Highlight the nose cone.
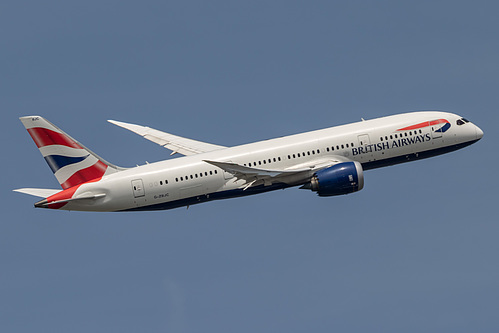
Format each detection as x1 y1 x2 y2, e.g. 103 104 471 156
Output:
475 125 484 140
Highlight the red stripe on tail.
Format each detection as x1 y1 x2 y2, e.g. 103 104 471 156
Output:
46 177 104 209
27 127 83 149
61 161 108 189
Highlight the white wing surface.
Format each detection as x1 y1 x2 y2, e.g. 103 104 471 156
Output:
204 156 348 190
108 120 227 156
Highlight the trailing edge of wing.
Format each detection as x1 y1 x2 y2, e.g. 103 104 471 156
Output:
108 120 227 156
203 160 314 189
203 160 311 178
203 157 353 189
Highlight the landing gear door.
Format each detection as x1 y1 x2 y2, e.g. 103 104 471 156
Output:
131 179 145 198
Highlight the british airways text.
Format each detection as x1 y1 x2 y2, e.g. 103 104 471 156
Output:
352 133 431 156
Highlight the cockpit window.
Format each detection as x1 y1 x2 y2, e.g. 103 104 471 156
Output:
456 119 465 126
462 118 470 123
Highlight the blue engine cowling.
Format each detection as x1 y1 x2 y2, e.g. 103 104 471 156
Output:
310 161 364 196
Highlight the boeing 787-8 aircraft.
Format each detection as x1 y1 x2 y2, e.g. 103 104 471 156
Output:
14 111 483 212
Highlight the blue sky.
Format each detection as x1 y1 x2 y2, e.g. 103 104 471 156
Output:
1 1 498 332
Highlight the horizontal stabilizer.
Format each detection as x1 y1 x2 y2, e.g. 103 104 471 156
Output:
13 188 61 198
108 120 227 156
34 193 106 208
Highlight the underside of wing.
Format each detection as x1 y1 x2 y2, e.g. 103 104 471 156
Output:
108 120 227 156
204 157 348 190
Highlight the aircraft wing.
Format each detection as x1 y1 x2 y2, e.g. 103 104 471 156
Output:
108 120 227 156
204 157 347 189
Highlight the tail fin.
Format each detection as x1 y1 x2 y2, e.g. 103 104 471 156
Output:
20 116 124 189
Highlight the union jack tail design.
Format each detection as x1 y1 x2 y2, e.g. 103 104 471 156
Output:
20 116 123 189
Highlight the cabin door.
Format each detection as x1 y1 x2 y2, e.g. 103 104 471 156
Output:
131 179 145 198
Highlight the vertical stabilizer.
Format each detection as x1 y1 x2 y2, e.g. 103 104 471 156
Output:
20 116 124 189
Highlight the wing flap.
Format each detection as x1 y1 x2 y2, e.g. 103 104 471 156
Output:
204 156 353 190
108 120 227 156
203 160 314 190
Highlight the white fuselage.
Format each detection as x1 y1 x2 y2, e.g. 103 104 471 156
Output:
61 111 482 211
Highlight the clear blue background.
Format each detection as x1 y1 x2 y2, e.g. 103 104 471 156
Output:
2 1 498 332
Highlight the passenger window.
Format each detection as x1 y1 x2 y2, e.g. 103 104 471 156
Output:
160 181 163 185
210 171 213 175
278 157 281 161
326 147 330 152
346 143 349 148
214 170 218 174
317 149 320 154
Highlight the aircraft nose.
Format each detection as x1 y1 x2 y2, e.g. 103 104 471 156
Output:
475 125 484 140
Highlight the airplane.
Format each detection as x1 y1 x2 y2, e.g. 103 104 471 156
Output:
14 111 483 212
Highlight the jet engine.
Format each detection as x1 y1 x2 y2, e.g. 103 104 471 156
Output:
309 161 364 196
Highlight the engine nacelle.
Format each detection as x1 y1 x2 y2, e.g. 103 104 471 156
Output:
310 161 364 196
